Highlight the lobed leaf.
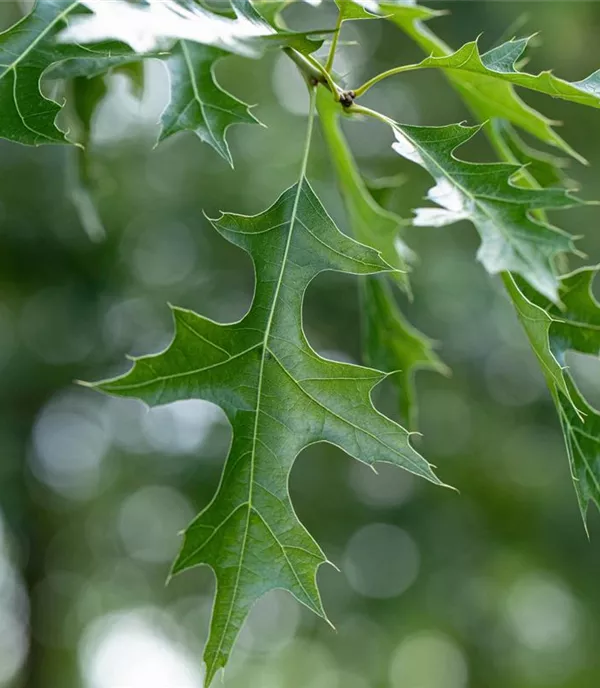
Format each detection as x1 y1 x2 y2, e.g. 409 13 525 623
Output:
90 177 444 685
58 0 324 57
507 270 600 518
376 1 589 161
0 0 136 145
389 121 581 302
411 37 600 112
159 42 259 165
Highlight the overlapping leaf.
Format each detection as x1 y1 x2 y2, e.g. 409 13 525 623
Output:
490 120 573 190
0 0 137 144
159 42 258 164
375 1 588 161
0 0 323 148
58 0 323 57
90 178 443 685
376 2 600 517
407 38 600 111
506 270 600 517
389 121 580 302
317 88 446 428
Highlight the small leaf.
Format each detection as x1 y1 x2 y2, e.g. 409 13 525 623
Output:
390 121 581 302
417 37 600 112
377 2 587 161
506 269 600 519
335 0 379 21
159 42 258 165
90 179 443 686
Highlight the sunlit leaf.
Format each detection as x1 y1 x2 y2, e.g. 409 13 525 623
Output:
58 0 274 55
58 0 323 58
89 177 443 685
335 0 379 21
390 121 581 302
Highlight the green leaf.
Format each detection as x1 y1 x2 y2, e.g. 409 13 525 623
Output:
317 87 446 428
252 0 292 26
0 0 143 145
317 89 411 287
377 2 587 162
381 4 600 522
90 179 443 685
361 277 448 429
390 121 580 302
159 42 258 165
335 0 379 21
490 119 573 190
558 380 600 520
506 270 600 519
503 274 578 411
413 37 600 112
59 0 325 58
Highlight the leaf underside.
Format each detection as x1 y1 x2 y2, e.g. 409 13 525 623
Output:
92 179 443 685
507 270 600 519
382 0 600 518
391 122 580 303
159 41 258 164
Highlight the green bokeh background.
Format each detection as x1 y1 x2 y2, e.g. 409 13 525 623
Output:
2 2 600 687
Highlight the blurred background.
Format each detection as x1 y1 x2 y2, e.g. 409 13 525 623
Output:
2 1 600 686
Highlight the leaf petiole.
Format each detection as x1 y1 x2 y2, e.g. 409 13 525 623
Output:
325 11 343 73
353 63 425 98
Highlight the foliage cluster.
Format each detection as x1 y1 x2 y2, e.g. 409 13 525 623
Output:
3 0 600 682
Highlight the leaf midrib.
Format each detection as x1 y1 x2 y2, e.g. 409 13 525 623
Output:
398 125 562 277
0 1 79 78
207 179 308 677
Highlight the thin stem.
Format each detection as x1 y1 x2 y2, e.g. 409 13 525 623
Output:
348 102 397 128
284 47 325 84
353 63 424 98
305 52 343 98
300 86 318 180
325 11 343 73
284 48 343 99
